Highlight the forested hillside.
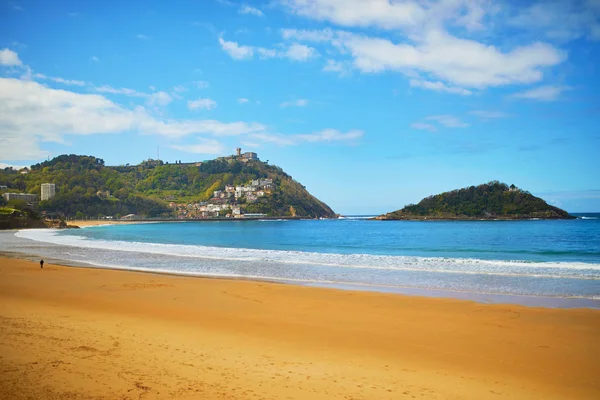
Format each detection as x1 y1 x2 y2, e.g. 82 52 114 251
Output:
0 154 335 218
378 181 573 220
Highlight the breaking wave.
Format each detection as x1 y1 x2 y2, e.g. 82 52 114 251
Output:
15 229 600 281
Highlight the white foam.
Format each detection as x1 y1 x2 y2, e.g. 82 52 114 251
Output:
14 229 600 280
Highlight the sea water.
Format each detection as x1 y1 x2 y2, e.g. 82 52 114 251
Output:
1 214 599 307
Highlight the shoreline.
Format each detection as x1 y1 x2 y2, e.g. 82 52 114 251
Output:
66 219 157 227
1 257 599 399
3 249 599 309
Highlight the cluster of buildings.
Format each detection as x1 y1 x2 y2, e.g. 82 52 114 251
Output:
219 148 258 163
1 183 55 205
167 150 273 219
130 147 259 169
213 178 274 204
170 202 240 219
170 177 275 219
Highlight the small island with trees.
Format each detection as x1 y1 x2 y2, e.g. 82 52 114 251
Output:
377 181 574 220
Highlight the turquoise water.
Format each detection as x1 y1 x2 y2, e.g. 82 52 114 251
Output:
3 214 600 305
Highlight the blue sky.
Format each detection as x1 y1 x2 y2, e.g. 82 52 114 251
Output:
1 0 599 213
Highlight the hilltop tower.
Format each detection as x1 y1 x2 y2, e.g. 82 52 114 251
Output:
236 147 242 156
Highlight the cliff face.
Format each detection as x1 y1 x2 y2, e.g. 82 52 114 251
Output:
378 181 573 220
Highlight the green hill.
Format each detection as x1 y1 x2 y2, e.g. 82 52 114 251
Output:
0 207 47 229
378 181 573 220
0 154 335 219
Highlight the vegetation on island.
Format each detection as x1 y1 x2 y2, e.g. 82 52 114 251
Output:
377 181 573 220
0 154 335 219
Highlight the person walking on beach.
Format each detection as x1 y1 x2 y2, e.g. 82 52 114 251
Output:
40 259 44 269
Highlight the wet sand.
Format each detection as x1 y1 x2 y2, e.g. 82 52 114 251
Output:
69 219 150 227
1 257 599 399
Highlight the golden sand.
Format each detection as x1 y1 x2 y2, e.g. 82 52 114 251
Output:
1 257 598 399
68 219 152 227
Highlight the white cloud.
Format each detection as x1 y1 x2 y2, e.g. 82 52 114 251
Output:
508 1 600 42
138 119 265 138
31 73 86 86
411 122 437 132
469 110 509 119
32 73 86 86
147 91 173 107
251 129 363 146
90 56 99 62
170 139 224 155
240 141 260 148
0 162 26 170
54 76 86 86
239 5 264 17
281 28 335 42
278 6 569 92
193 80 210 89
237 98 250 104
340 31 565 89
323 59 351 76
513 85 570 101
251 133 296 146
295 129 363 143
136 34 150 40
219 37 254 60
0 48 22 66
280 0 490 31
285 43 317 61
0 78 139 160
409 79 472 96
219 37 316 62
188 98 217 111
280 99 308 108
94 85 147 98
172 85 187 93
426 115 470 128
257 47 278 59
0 77 267 160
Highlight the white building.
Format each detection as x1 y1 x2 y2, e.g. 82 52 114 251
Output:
41 183 56 201
3 193 38 203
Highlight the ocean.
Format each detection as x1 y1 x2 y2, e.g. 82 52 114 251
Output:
2 214 599 308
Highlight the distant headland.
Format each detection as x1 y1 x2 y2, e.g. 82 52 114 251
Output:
376 181 574 221
0 149 336 228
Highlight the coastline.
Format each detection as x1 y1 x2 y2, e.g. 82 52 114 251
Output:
1 257 599 399
3 224 599 309
69 219 157 227
4 249 598 310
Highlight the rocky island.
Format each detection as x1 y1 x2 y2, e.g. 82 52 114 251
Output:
377 181 574 220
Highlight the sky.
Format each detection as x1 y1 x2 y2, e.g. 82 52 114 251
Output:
1 0 599 214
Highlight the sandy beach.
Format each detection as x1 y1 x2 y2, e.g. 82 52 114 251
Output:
68 219 151 227
1 257 598 399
